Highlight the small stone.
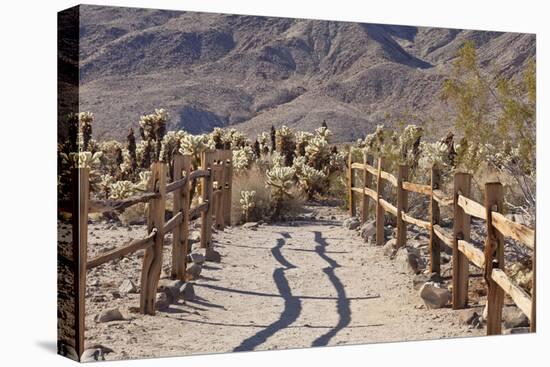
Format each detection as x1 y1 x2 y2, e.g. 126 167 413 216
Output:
155 292 170 310
458 309 481 326
359 220 376 241
419 282 451 309
111 290 122 299
158 279 184 302
180 282 195 300
383 238 397 257
119 279 137 294
95 308 124 323
205 249 221 263
343 217 360 230
395 247 422 274
188 251 206 265
242 222 259 229
440 252 451 264
80 345 114 362
186 263 202 280
92 294 108 303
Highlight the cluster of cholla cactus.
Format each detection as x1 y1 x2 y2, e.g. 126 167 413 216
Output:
275 125 296 166
239 190 256 222
232 146 255 173
138 108 169 164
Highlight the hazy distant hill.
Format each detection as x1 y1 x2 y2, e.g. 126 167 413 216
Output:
75 5 535 142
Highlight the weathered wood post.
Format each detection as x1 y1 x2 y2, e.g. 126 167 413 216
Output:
71 167 89 359
223 150 233 226
348 152 356 217
484 182 505 335
200 150 214 253
361 153 374 224
396 164 409 248
171 154 191 280
452 172 471 309
376 156 385 246
429 166 441 275
215 154 226 230
140 162 166 315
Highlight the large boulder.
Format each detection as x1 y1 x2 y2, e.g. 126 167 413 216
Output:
343 217 360 230
419 282 451 309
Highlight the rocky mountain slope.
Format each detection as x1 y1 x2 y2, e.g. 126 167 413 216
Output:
76 5 535 142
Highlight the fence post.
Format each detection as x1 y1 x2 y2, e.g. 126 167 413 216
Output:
71 167 89 360
201 150 214 253
180 155 192 280
215 153 226 230
429 166 441 275
171 155 184 279
396 164 408 248
361 153 373 223
140 162 166 315
452 172 471 309
376 156 385 246
348 152 356 217
223 150 233 226
484 182 505 335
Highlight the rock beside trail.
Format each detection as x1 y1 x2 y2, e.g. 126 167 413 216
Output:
502 306 529 329
242 222 259 229
186 263 203 280
359 220 376 242
95 308 124 323
180 282 196 300
119 279 138 294
158 279 183 303
383 238 397 256
80 345 114 362
395 247 422 274
419 282 451 309
458 308 483 328
155 292 170 310
188 251 205 265
205 249 222 263
343 217 360 230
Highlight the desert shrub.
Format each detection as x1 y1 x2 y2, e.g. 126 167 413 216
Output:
231 165 271 224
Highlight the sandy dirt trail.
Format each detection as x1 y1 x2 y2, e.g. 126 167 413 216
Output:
84 204 482 360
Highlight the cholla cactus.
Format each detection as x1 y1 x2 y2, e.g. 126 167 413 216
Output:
305 134 330 169
233 146 255 174
258 131 271 155
315 126 332 142
139 108 169 161
98 174 115 199
160 130 186 170
136 139 154 169
295 131 314 157
265 166 295 200
179 133 214 168
109 180 135 200
294 160 327 198
99 140 124 176
226 128 249 149
134 170 151 192
419 141 453 170
78 112 94 151
275 125 296 166
270 152 286 168
398 125 423 167
239 190 256 222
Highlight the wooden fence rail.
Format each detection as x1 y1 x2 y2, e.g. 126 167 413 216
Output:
58 150 232 360
348 152 536 336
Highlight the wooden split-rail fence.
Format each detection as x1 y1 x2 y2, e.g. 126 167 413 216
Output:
58 150 233 358
348 152 536 336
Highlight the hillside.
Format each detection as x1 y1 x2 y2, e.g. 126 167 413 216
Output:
76 5 535 142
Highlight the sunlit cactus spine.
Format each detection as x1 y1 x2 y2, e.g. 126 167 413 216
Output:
109 180 135 200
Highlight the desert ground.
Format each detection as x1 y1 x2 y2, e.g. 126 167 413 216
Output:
70 203 494 361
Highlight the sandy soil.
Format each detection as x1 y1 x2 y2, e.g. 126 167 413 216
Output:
78 204 484 361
